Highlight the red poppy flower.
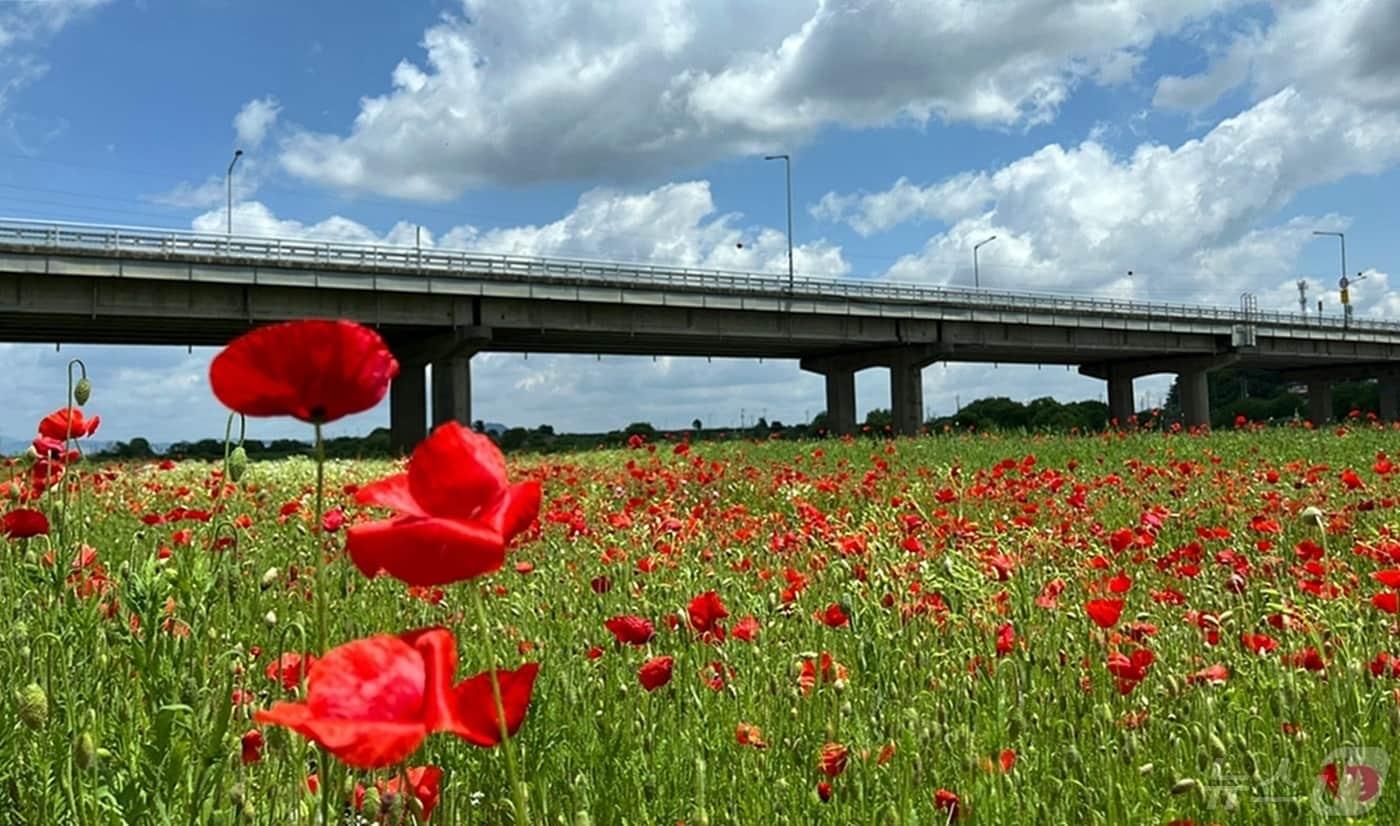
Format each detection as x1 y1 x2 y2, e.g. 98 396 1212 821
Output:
1240 633 1279 654
732 615 760 642
638 655 674 691
348 422 542 587
818 742 848 778
687 591 729 635
604 615 655 646
735 722 767 749
240 730 264 765
995 623 1015 657
1375 569 1400 589
935 788 961 818
265 652 316 691
1085 598 1124 629
1188 663 1230 686
38 408 100 441
1372 592 1399 614
1106 648 1155 694
254 628 538 769
818 603 850 628
817 781 833 802
1320 762 1382 802
382 765 443 821
2 509 49 539
209 319 399 424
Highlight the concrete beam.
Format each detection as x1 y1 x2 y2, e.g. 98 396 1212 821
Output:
1280 362 1400 383
390 364 427 454
801 342 950 374
391 326 490 367
890 358 924 437
1179 370 1211 428
1107 375 1135 426
1376 378 1400 422
432 356 472 428
1307 379 1333 426
1080 351 1239 381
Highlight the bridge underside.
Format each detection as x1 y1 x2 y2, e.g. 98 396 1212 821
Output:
3 269 1399 448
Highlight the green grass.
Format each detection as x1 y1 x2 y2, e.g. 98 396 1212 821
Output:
5 422 1400 823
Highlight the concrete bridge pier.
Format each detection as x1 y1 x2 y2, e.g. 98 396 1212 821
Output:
889 357 924 436
390 364 427 454
1307 379 1334 425
1179 370 1211 428
819 368 857 436
1380 378 1399 422
1107 374 1135 426
432 355 472 428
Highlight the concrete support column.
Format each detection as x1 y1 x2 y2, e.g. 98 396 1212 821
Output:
431 355 472 428
390 363 427 454
1107 374 1135 426
822 369 857 436
889 358 924 437
1307 379 1333 426
1380 378 1399 423
1179 370 1210 428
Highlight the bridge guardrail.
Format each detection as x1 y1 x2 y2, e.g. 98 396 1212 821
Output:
0 217 1390 335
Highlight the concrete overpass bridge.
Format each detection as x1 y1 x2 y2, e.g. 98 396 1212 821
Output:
0 218 1396 449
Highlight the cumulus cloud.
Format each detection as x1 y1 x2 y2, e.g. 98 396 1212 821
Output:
1155 0 1400 113
817 88 1400 307
193 180 850 276
234 96 281 148
277 0 1229 198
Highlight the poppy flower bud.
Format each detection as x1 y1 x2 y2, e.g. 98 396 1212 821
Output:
74 731 95 770
230 782 245 807
17 683 47 730
1208 733 1227 759
228 446 248 482
1139 763 1155 775
263 610 277 628
74 377 92 406
361 786 381 817
382 791 404 822
1171 778 1198 795
259 567 279 590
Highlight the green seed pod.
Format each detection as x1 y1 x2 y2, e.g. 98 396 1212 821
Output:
1171 778 1198 796
361 786 381 818
17 683 47 730
228 445 248 483
74 377 92 406
1138 763 1155 775
239 801 255 820
1208 733 1227 760
74 731 95 770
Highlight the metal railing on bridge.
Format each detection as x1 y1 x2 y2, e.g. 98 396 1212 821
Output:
0 217 1390 335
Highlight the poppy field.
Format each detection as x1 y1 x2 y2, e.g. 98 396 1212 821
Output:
8 321 1400 824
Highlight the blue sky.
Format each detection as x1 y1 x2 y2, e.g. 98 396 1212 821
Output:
3 0 1400 443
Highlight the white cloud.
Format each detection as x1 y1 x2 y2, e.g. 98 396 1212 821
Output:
234 96 281 148
0 0 108 113
277 0 1230 198
818 88 1400 308
194 180 850 277
1155 0 1400 113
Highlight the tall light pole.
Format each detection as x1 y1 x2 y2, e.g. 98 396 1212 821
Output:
226 149 244 236
1313 230 1346 283
973 235 997 288
764 154 794 293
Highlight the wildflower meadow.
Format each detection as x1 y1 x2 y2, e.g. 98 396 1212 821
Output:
6 318 1400 824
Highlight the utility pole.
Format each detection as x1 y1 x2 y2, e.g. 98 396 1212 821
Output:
1297 279 1308 316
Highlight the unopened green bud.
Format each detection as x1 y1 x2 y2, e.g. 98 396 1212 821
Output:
361 786 381 817
17 683 47 729
1171 778 1198 796
259 567 279 590
229 782 245 807
228 446 248 483
74 377 92 406
74 731 95 770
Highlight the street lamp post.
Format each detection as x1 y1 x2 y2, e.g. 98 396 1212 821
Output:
973 235 997 288
226 149 244 236
764 154 794 293
1313 230 1346 282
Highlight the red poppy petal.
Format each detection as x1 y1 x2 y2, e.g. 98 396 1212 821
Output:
210 320 398 424
449 663 540 747
490 481 542 542
347 517 506 587
399 627 459 732
355 473 427 517
408 423 508 520
305 635 425 722
297 718 429 769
